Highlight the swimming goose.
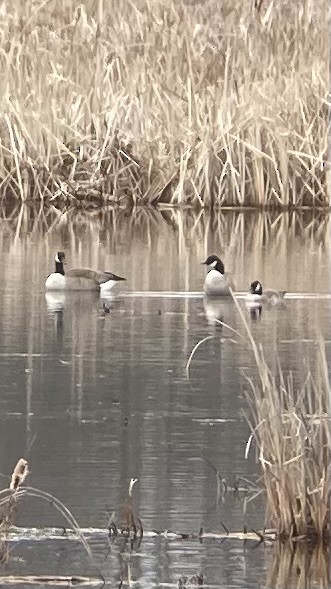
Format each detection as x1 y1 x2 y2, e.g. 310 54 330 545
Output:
45 252 126 292
245 281 286 306
202 255 235 296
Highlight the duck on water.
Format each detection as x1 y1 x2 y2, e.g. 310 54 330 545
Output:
245 280 286 306
45 252 126 292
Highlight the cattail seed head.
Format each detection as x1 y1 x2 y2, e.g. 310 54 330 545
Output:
9 458 29 491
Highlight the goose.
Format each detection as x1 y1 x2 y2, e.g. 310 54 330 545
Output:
45 252 126 292
245 280 286 306
202 254 235 296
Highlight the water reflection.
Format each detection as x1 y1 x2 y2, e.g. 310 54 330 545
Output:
248 305 263 321
0 209 329 588
0 207 328 293
203 296 232 326
266 544 329 589
3 535 328 588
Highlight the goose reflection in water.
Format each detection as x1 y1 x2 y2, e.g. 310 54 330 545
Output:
203 295 234 327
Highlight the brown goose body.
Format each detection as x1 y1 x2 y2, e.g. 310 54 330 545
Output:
45 253 126 291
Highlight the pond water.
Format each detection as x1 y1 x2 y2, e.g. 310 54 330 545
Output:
0 209 329 588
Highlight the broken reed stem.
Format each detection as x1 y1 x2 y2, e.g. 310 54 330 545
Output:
185 319 247 379
186 335 216 379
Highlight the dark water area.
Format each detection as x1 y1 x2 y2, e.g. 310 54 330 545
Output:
0 209 329 588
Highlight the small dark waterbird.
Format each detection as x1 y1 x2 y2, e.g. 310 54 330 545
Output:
245 280 286 306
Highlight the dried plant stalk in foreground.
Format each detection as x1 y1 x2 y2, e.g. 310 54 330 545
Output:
245 340 330 542
0 459 29 564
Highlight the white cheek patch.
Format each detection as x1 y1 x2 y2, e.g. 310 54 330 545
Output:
255 282 261 292
55 254 60 263
209 260 217 268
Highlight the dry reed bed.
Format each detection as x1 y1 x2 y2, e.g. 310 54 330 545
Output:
0 0 329 208
244 336 330 543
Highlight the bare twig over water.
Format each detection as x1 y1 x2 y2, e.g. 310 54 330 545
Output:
186 319 247 378
186 335 216 379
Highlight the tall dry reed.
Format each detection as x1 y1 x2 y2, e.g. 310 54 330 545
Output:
244 338 330 542
0 0 328 208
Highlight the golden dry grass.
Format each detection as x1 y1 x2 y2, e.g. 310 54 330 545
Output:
0 0 329 208
244 338 330 542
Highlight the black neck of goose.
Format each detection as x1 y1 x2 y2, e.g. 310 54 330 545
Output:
55 261 65 275
214 260 224 274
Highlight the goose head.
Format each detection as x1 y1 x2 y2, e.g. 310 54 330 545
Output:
250 280 263 295
202 254 225 274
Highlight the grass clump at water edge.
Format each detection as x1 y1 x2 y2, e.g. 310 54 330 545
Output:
0 0 328 208
244 337 330 543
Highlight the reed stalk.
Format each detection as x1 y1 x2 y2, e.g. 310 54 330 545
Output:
244 337 330 542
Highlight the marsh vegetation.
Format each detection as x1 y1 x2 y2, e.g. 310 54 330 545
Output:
243 333 330 543
0 0 328 208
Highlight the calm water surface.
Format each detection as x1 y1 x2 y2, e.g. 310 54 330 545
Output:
0 210 329 588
